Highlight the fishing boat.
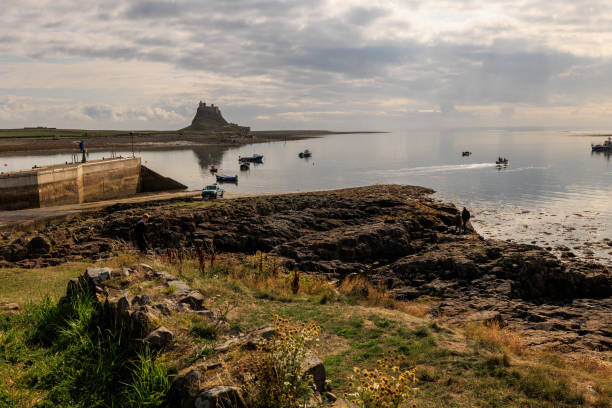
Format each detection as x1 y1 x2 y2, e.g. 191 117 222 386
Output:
216 174 238 183
238 154 264 163
240 162 250 171
209 165 218 173
462 151 472 156
298 149 312 158
591 137 612 152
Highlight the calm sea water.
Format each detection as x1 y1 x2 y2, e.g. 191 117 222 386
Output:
2 130 611 264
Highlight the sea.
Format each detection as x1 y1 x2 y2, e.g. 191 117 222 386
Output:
2 129 611 266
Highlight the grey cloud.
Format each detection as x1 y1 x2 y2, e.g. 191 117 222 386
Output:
124 0 188 19
345 7 389 26
83 105 113 120
134 36 177 46
0 35 19 43
3 0 612 130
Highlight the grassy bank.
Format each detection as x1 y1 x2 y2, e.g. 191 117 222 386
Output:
0 252 611 407
0 128 179 140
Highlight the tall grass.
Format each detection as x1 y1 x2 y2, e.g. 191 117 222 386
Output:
0 290 171 407
122 348 171 408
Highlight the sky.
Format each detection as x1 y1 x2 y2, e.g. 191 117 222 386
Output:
2 0 612 131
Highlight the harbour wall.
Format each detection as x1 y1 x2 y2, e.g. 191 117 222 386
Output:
0 157 185 211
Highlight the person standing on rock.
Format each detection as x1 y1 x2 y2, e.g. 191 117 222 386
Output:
461 207 471 233
134 213 150 253
455 211 462 234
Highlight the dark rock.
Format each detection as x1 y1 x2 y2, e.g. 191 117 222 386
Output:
85 267 111 285
130 309 157 336
325 392 338 402
27 236 52 255
179 291 205 309
144 326 173 348
171 365 203 408
132 295 152 306
302 354 326 394
194 386 245 408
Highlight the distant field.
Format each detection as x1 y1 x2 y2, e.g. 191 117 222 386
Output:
0 128 179 140
0 128 379 140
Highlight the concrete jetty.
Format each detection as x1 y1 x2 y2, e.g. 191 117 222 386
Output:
0 157 186 211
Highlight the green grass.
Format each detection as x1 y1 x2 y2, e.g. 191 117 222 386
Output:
0 262 94 305
1 254 611 407
0 290 170 407
0 128 180 140
189 318 219 340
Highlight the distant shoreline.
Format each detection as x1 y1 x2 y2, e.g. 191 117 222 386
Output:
570 133 612 137
0 128 385 155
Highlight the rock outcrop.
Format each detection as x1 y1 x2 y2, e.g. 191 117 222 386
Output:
5 185 612 351
61 264 329 408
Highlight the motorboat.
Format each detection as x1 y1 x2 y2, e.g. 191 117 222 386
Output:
298 149 312 158
240 162 250 171
209 165 218 173
216 174 238 183
591 137 612 152
462 151 472 156
238 154 264 163
495 157 509 165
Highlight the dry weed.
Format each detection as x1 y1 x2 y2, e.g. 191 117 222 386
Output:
464 322 525 355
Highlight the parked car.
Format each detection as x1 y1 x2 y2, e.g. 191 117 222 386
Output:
201 184 224 199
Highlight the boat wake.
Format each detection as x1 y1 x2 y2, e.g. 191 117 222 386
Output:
374 162 497 176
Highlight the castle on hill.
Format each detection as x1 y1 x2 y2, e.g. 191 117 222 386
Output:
195 101 226 124
182 101 250 136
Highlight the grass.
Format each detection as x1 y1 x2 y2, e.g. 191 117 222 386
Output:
0 252 611 407
0 262 94 305
0 128 179 140
0 287 170 407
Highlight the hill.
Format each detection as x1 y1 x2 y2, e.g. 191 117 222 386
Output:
181 101 250 136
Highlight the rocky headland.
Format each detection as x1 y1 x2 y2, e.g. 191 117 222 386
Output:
2 185 610 352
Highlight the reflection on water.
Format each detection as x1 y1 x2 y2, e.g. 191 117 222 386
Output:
2 129 610 264
591 150 611 161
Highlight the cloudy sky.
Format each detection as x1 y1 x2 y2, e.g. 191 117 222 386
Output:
2 0 612 131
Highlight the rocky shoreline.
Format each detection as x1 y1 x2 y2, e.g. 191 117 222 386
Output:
2 184 610 352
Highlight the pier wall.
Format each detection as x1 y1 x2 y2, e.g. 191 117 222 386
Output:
0 157 143 210
82 158 141 202
0 172 41 210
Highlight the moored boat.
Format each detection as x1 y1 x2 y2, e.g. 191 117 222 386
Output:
462 151 472 156
239 154 264 163
209 165 218 173
240 162 250 171
216 174 238 183
298 149 312 158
